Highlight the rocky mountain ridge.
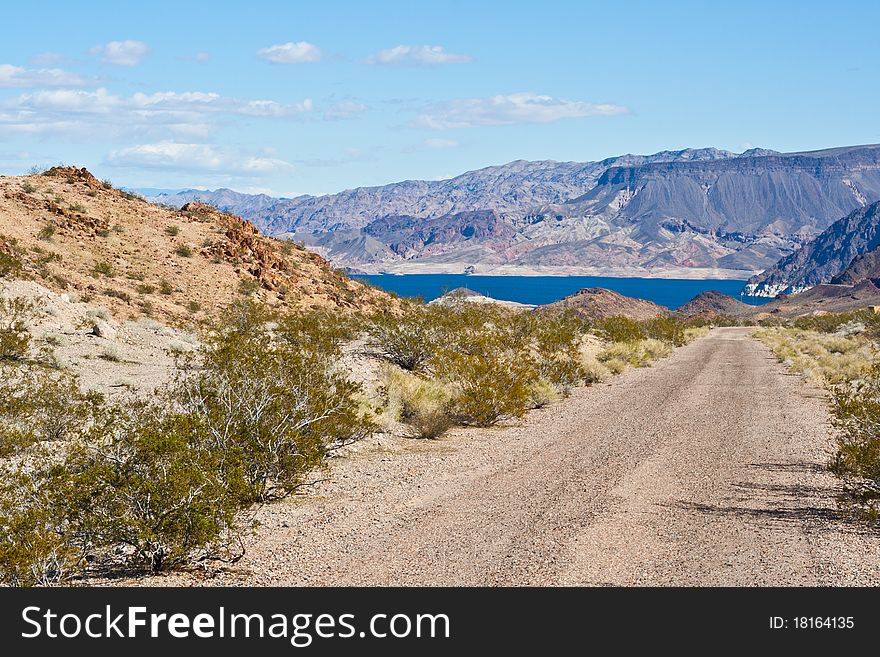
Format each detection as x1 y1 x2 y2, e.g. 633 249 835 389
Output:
147 144 880 277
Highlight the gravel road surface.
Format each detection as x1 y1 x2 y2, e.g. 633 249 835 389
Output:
171 328 880 586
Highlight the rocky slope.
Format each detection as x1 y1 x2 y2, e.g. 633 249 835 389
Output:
744 201 880 297
537 287 667 320
0 167 390 322
148 144 880 277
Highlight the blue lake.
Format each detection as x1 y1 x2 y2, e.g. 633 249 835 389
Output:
352 274 771 310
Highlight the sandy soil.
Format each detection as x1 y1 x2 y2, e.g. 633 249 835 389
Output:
123 328 880 586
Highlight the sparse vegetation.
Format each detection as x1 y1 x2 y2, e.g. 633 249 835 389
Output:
159 279 174 295
754 309 880 521
0 297 34 361
165 225 180 237
37 223 56 241
91 261 115 278
175 244 193 258
0 299 374 582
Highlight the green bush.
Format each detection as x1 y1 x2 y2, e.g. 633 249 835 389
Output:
594 316 645 343
433 330 538 426
175 244 193 258
830 371 880 519
92 261 115 277
368 303 444 372
59 408 241 572
37 224 55 241
0 249 24 278
642 316 687 346
0 297 33 361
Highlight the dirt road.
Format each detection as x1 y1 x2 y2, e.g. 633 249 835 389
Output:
205 327 880 586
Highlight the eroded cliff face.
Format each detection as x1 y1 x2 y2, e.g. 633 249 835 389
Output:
745 201 880 297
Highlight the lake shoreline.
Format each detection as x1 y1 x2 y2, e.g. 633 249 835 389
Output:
353 273 770 309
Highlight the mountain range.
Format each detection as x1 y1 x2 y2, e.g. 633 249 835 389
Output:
145 143 880 278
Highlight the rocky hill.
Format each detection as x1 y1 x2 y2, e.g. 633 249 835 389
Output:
537 287 667 320
744 201 880 297
675 290 751 319
148 144 880 278
0 167 390 323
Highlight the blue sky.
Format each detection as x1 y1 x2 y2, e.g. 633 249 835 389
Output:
0 0 877 196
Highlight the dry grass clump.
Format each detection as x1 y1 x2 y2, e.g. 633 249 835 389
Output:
755 327 875 386
380 366 455 439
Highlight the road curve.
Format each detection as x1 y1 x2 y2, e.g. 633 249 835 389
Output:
193 328 880 586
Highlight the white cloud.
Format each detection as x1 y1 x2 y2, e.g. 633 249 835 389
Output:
90 40 151 66
195 52 211 63
323 100 369 120
257 41 323 64
0 88 314 139
0 64 99 88
424 138 459 149
410 92 629 129
366 45 472 66
106 141 294 176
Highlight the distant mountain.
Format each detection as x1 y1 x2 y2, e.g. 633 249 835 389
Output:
744 201 880 297
148 144 880 277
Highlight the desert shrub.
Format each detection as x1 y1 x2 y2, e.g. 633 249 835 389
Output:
0 370 104 457
101 179 113 189
0 249 23 278
525 312 588 393
165 225 180 236
104 288 131 303
755 328 874 386
642 316 687 346
276 309 361 358
159 279 174 295
527 378 562 409
92 261 115 277
0 297 33 361
594 316 645 343
175 244 193 258
597 342 642 373
187 301 201 314
368 304 445 372
57 407 241 572
433 329 538 426
69 202 86 214
99 344 122 362
0 471 81 586
830 371 880 519
21 181 36 194
37 223 55 241
136 283 156 295
238 278 260 296
793 310 876 334
172 300 374 502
